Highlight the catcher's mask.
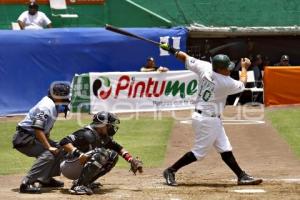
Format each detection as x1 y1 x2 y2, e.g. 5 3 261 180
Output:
92 111 120 136
212 54 235 72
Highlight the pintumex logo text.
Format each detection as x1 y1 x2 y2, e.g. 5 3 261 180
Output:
92 75 198 100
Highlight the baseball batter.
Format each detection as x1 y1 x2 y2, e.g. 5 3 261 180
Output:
12 82 70 193
160 44 263 186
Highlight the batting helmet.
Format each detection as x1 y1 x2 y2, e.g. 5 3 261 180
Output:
92 111 120 136
212 54 235 71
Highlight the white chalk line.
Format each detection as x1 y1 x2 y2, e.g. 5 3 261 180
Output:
232 189 266 193
180 119 265 125
229 178 300 183
263 178 300 183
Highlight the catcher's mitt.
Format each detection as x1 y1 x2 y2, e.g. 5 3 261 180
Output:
130 157 143 175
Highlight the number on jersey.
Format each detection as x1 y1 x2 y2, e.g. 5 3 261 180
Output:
198 76 215 102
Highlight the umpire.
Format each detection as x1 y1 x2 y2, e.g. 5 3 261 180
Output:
12 82 70 193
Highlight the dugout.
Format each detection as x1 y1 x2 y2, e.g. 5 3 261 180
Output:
186 25 300 105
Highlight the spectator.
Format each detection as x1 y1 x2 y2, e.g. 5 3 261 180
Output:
249 54 263 88
262 56 271 70
275 55 291 66
140 57 169 72
17 2 52 30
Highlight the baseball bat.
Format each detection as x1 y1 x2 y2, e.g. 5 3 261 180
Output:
105 24 161 46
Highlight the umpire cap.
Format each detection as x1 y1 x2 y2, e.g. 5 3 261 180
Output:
212 54 235 71
48 82 71 101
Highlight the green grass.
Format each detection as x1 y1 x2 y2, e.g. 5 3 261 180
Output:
266 108 300 158
0 117 173 175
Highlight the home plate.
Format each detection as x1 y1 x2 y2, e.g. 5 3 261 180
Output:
232 189 266 193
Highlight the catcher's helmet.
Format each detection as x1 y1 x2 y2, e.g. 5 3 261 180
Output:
48 82 71 101
92 111 120 136
212 54 235 71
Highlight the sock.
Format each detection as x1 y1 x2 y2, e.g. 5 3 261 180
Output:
169 151 197 172
221 151 243 177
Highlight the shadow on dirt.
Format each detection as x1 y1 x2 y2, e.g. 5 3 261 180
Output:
176 183 237 188
59 187 117 195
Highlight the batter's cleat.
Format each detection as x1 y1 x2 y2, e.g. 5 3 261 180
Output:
69 185 94 195
163 168 178 186
20 183 41 194
39 178 64 188
238 172 263 185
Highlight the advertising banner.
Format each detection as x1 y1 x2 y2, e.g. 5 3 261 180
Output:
72 71 198 113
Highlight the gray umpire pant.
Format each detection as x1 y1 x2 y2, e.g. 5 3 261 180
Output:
12 129 64 184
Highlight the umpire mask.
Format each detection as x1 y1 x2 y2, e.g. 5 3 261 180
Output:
48 82 71 118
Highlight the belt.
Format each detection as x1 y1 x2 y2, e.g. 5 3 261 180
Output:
195 109 220 118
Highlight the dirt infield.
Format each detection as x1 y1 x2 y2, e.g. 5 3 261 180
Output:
1 106 299 199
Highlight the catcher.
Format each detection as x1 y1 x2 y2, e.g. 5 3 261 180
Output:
59 111 143 195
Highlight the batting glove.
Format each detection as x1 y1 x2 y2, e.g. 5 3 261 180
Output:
160 43 179 55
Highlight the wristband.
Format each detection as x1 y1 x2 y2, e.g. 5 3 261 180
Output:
72 148 83 157
168 47 179 55
122 151 133 162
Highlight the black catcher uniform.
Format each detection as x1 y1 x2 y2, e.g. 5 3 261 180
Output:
60 111 142 195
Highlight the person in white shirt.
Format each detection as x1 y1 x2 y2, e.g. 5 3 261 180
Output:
140 57 169 72
160 43 263 186
17 2 52 30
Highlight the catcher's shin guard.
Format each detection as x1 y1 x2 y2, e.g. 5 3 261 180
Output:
90 150 119 183
77 150 110 186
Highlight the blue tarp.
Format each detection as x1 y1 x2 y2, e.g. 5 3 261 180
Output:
0 27 187 115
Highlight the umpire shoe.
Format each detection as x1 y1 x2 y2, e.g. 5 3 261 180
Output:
238 172 263 185
39 178 64 188
20 183 41 194
163 168 178 186
70 185 94 195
